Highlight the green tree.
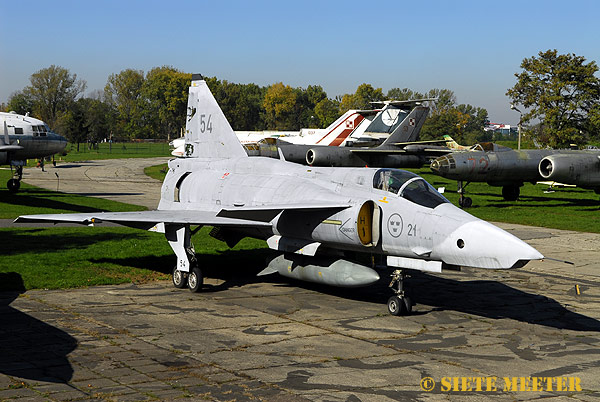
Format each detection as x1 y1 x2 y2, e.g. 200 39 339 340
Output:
506 49 600 147
25 65 86 128
139 67 191 139
207 78 266 130
263 82 298 130
80 97 113 145
6 90 35 115
425 88 457 111
339 83 384 113
314 98 340 128
420 104 488 143
56 101 86 150
386 88 424 101
104 69 145 139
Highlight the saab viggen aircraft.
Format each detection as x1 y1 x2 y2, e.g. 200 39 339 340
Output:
17 75 543 316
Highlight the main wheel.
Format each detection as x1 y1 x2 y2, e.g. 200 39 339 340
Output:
7 179 20 193
388 296 403 316
172 266 187 289
459 197 472 208
502 185 520 201
187 266 203 293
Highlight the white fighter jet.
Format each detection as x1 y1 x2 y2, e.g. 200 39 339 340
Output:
16 75 543 315
1 112 68 192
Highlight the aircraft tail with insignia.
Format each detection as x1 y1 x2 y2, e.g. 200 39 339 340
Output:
183 74 248 160
379 106 429 148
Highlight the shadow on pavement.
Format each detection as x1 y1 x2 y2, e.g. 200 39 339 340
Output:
92 249 600 332
0 273 76 383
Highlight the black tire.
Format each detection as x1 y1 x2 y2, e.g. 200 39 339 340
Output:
403 296 413 315
7 179 20 193
187 266 203 293
502 185 520 201
388 296 403 316
462 197 473 208
172 266 187 289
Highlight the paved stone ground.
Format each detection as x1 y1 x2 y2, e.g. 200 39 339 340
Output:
1 158 598 401
20 158 170 210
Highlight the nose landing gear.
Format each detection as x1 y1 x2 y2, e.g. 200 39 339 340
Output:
7 165 23 193
388 269 413 316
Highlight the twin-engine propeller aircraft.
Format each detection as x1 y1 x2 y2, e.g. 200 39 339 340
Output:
16 75 544 315
1 112 68 192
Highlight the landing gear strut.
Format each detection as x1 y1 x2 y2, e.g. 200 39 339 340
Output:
457 181 472 208
167 225 203 293
387 269 412 316
7 165 23 193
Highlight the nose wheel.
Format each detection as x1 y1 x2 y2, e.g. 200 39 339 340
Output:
388 269 413 316
7 165 23 193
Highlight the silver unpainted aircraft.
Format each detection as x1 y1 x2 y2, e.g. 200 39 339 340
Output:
538 151 600 191
1 112 68 192
16 75 544 316
431 146 600 207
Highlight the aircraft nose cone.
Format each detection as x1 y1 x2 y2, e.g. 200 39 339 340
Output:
430 155 453 174
433 219 543 269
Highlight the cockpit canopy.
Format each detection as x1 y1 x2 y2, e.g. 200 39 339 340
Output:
373 168 449 208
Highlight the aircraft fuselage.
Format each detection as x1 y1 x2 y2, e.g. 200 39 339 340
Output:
159 156 541 271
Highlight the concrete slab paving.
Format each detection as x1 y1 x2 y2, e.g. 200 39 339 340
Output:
2 238 600 401
1 157 599 400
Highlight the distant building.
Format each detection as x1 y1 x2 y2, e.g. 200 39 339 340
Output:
484 123 518 139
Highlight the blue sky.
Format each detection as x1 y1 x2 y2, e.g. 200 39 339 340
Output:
1 0 598 125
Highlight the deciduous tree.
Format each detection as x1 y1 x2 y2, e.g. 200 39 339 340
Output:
5 91 35 115
339 83 384 113
263 82 297 130
506 49 600 147
26 65 86 128
104 69 144 139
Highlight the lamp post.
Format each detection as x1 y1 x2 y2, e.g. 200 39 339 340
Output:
510 104 523 150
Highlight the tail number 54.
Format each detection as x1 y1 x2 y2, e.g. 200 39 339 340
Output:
200 114 213 133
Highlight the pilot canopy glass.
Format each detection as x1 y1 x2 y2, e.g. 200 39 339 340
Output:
373 168 449 208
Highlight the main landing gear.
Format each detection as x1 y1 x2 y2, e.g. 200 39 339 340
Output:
457 181 472 208
457 181 522 207
7 165 23 193
387 269 412 316
167 225 203 293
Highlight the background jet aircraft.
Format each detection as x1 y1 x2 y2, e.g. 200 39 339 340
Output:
1 112 68 192
255 101 454 168
170 106 382 157
431 146 600 207
17 76 543 316
539 151 600 191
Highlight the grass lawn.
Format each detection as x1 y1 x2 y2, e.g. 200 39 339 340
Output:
412 168 600 233
0 226 269 291
144 163 169 181
58 141 172 162
0 169 146 219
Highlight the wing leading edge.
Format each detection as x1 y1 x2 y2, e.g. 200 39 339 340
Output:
15 203 351 230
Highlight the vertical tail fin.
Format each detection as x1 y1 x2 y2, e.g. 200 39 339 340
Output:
443 135 465 150
380 106 429 146
183 75 247 159
315 110 366 146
